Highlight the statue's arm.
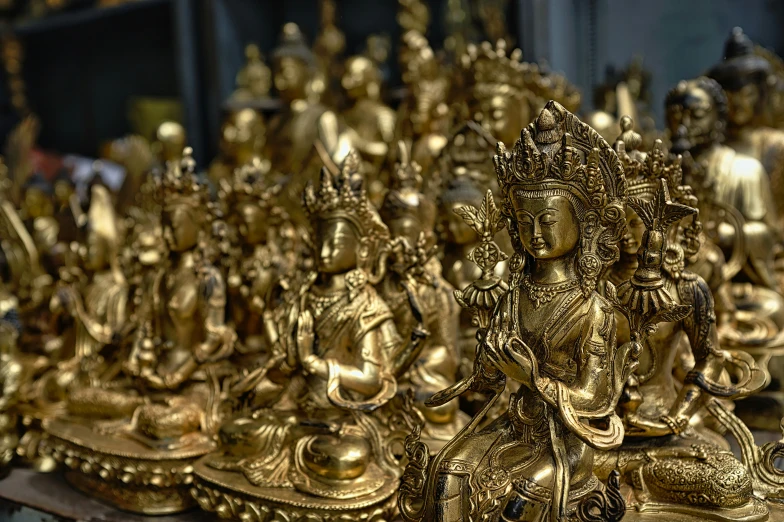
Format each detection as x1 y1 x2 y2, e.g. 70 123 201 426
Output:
667 276 725 424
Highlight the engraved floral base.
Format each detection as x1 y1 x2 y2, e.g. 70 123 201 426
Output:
66 470 195 515
192 460 399 522
626 497 769 522
39 418 214 515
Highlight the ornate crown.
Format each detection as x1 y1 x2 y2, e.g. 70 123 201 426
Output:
494 101 627 293
158 147 209 209
303 150 389 242
381 141 431 223
494 101 625 213
614 117 694 205
226 158 281 207
461 40 529 100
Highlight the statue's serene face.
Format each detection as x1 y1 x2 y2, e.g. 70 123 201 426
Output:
341 57 377 101
725 83 759 127
622 205 645 256
274 57 309 102
666 84 717 150
443 201 478 245
163 205 199 253
513 194 579 260
237 201 267 246
478 94 528 146
388 215 422 248
220 109 262 161
317 219 359 274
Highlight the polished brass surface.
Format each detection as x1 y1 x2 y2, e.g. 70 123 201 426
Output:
595 120 768 521
5 14 784 522
34 148 234 514
231 43 272 103
400 102 638 522
192 151 424 520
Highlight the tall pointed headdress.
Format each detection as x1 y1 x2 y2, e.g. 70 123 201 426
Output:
494 100 627 292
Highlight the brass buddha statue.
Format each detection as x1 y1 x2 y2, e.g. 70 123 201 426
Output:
35 184 128 406
400 36 451 176
193 152 422 520
208 108 269 187
336 55 397 171
0 259 22 478
38 149 235 515
400 102 637 522
593 125 768 521
152 120 187 166
666 77 784 430
265 23 327 176
313 0 346 100
437 175 485 379
0 182 57 363
379 142 465 452
460 40 532 147
220 160 288 358
666 76 781 290
231 43 272 103
708 28 784 232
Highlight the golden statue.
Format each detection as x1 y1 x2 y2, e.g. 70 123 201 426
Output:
708 28 784 232
231 43 272 103
397 0 430 35
313 0 346 99
38 149 235 515
0 185 57 362
336 55 397 171
208 108 269 187
460 40 532 146
666 76 781 290
399 34 451 175
379 142 465 452
266 23 327 175
594 123 769 521
192 152 423 520
666 77 784 430
151 120 187 166
400 102 637 521
436 175 486 381
34 184 128 409
0 296 22 478
219 159 288 358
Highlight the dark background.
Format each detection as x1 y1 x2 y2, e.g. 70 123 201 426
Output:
3 0 783 167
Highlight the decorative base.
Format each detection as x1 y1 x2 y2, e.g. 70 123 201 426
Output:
65 470 196 515
40 417 215 515
612 483 769 522
191 457 398 521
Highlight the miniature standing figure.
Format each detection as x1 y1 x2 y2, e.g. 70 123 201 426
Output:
208 108 269 187
400 102 637 522
231 43 272 103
